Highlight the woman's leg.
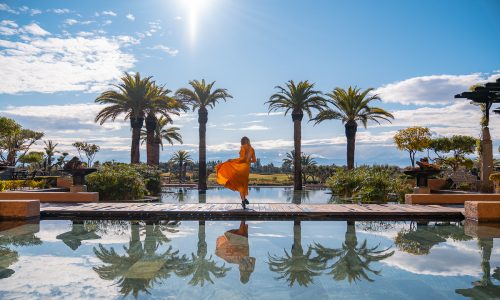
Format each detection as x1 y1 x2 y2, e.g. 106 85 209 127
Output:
240 191 246 201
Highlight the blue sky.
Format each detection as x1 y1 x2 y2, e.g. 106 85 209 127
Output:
1 0 500 166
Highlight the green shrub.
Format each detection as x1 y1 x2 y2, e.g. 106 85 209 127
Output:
327 167 412 203
0 180 46 191
87 164 147 201
130 164 161 195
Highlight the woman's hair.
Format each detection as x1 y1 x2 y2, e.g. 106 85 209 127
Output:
241 136 250 145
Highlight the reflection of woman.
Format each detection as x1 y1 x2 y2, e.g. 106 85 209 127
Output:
215 221 256 284
215 137 256 209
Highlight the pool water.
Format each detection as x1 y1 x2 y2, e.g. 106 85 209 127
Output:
161 187 333 204
1 219 499 299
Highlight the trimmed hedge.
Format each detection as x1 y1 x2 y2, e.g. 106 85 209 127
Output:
0 180 46 191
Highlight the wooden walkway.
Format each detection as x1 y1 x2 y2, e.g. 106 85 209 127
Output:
40 203 464 221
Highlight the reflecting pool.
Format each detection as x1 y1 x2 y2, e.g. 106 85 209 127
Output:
1 219 499 299
161 187 333 204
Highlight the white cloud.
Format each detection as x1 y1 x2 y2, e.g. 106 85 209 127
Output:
101 10 117 17
0 3 18 14
151 44 179 56
30 9 42 15
21 23 50 36
248 111 284 116
51 8 70 14
374 73 500 105
240 124 269 131
64 18 78 26
76 31 94 37
175 16 182 20
0 20 18 35
103 20 112 26
126 13 135 21
0 36 136 94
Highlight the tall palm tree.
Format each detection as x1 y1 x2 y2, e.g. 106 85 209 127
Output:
169 150 193 183
175 80 233 191
267 80 327 190
311 87 393 169
175 221 230 286
95 73 184 164
267 221 325 286
313 221 394 283
141 116 183 165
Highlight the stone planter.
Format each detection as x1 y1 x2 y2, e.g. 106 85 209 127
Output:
493 179 500 194
56 176 73 188
428 179 446 192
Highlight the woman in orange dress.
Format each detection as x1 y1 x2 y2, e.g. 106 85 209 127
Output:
215 136 256 209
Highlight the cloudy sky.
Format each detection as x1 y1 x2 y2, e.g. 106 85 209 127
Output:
1 0 500 166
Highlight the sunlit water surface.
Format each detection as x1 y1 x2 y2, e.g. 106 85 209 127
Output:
1 218 499 299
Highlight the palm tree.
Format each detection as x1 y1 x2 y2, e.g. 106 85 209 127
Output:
95 73 183 164
311 87 394 169
169 150 193 183
43 140 58 174
175 221 230 286
267 221 325 286
175 79 233 191
93 221 186 298
313 221 394 283
283 151 317 184
267 80 327 190
141 116 183 165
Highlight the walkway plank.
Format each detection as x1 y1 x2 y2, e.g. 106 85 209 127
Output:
40 203 465 221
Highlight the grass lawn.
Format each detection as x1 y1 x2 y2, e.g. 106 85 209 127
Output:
162 172 293 185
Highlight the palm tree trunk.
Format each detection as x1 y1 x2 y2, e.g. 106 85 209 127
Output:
345 121 357 170
292 110 303 190
153 137 161 166
145 114 157 166
130 117 144 164
198 108 208 191
293 220 303 254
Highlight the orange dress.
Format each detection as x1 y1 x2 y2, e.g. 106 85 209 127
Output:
215 144 256 196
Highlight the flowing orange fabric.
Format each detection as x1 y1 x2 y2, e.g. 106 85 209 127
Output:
215 144 256 196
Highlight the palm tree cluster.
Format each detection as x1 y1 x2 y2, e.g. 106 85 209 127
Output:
268 81 394 189
95 74 231 191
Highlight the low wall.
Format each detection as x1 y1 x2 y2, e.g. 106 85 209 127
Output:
464 201 500 222
405 193 500 205
0 200 40 219
0 192 98 203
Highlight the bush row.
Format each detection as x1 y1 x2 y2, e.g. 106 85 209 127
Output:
0 180 46 191
86 163 161 201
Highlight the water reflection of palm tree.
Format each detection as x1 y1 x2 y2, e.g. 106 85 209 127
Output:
268 220 325 286
175 221 230 286
395 222 472 255
313 221 394 283
456 237 500 299
56 221 101 250
93 221 185 298
0 222 42 280
284 190 310 204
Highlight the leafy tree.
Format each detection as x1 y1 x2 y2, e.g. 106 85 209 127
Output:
311 87 394 170
141 116 182 165
313 221 394 283
268 221 325 286
267 80 327 190
18 151 44 170
175 79 232 190
393 126 432 168
169 150 193 183
72 141 100 167
429 135 477 171
0 117 44 166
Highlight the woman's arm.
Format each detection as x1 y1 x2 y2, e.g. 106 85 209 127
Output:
250 149 256 163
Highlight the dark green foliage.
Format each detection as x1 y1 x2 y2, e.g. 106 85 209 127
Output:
327 166 411 203
131 163 162 195
87 164 148 201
